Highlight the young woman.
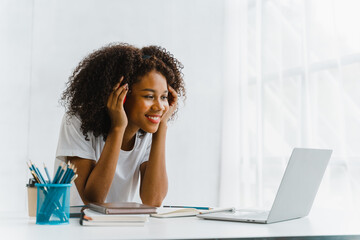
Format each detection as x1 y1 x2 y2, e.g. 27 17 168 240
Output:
56 43 185 207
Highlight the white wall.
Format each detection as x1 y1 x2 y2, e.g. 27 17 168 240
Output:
0 0 225 213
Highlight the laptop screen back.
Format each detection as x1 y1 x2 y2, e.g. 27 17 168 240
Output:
267 148 332 223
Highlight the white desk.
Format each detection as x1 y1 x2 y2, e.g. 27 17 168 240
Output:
1 208 360 240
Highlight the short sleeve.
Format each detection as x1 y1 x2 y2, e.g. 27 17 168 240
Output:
56 114 97 162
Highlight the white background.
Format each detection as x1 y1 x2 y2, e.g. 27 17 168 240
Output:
1 0 224 213
1 0 359 215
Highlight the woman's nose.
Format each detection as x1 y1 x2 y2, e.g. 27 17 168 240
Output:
152 99 165 111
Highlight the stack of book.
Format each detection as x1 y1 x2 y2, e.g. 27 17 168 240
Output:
80 202 157 226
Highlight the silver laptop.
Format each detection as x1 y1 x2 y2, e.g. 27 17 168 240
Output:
198 148 332 224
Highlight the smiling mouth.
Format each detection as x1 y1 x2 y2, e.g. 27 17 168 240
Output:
146 115 161 124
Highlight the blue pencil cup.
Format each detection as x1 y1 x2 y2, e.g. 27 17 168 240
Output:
35 183 71 225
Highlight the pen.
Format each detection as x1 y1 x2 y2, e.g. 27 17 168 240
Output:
59 165 70 183
52 163 62 183
61 164 74 184
27 162 35 175
30 170 41 183
43 163 52 183
70 174 78 184
29 161 46 184
198 207 235 214
163 205 212 210
53 163 66 184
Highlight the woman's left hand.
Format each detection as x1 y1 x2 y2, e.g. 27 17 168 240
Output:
161 85 178 123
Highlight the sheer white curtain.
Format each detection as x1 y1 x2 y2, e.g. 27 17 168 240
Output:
220 0 360 211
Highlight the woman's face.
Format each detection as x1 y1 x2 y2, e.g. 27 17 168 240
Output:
125 70 169 133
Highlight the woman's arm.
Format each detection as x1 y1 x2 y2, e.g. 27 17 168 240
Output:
69 127 125 204
139 123 168 207
70 79 128 204
139 86 178 207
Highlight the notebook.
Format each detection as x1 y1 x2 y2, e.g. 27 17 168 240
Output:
198 148 332 224
80 209 148 226
70 205 88 218
88 202 157 215
151 207 235 218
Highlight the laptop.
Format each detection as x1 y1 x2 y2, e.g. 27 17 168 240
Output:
198 148 332 224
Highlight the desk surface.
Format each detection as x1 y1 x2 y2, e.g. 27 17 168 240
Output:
1 208 360 240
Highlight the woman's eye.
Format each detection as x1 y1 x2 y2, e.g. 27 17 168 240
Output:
144 95 154 99
161 96 168 100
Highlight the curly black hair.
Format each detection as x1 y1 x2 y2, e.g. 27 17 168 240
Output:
60 43 186 141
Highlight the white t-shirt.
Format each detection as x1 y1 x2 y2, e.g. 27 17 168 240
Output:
55 114 152 205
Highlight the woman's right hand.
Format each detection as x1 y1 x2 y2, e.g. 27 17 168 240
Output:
107 77 129 131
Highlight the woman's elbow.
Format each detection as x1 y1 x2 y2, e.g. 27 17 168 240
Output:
82 189 106 204
141 195 165 207
142 199 163 207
